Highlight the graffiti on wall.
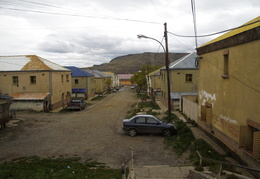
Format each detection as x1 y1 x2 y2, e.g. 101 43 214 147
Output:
212 114 240 141
199 90 216 107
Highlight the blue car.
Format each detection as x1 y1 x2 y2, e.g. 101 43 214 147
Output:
123 115 177 137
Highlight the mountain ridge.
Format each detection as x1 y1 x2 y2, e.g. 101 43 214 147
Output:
82 52 188 74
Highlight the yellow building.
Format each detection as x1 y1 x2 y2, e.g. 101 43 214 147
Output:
160 52 198 110
196 16 260 162
82 69 111 94
103 72 119 88
65 66 95 99
0 55 71 111
118 74 133 86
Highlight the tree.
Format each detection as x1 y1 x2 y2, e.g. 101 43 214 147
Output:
131 64 161 94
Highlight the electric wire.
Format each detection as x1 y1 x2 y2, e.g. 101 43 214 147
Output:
200 55 260 93
0 0 161 25
168 19 260 38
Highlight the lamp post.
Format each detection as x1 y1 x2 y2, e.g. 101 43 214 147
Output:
137 23 171 121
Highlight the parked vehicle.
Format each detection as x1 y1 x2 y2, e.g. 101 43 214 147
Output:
67 98 85 110
123 115 177 137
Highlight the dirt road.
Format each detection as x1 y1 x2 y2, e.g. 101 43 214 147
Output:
0 87 181 168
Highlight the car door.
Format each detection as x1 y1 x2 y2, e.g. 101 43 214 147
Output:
133 117 146 133
145 117 162 134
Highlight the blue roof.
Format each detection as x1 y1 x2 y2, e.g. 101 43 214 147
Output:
64 66 94 77
72 88 87 93
82 69 111 78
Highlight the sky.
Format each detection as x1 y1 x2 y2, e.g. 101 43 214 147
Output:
0 0 259 68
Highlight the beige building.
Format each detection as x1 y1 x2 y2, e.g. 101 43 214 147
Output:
103 72 119 88
196 16 260 163
82 69 111 94
0 55 71 111
65 66 95 99
160 52 198 110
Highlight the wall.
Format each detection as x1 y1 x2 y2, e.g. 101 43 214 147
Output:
11 101 44 111
181 96 198 122
50 71 71 110
198 39 260 161
160 69 198 108
0 71 50 95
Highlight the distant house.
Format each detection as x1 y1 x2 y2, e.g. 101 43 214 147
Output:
65 66 95 99
196 16 260 163
82 69 111 94
0 55 71 111
103 72 119 88
147 69 161 101
118 74 133 86
160 52 198 110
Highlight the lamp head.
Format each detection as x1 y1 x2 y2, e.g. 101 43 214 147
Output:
137 34 148 39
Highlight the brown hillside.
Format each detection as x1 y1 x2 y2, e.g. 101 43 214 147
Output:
82 52 188 74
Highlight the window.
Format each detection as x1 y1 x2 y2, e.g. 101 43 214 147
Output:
30 76 36 84
222 49 229 79
135 117 146 124
61 75 64 83
185 74 192 82
146 117 159 124
12 76 18 84
75 79 79 84
66 75 69 82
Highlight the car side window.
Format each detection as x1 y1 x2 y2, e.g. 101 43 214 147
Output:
135 117 146 124
146 117 159 124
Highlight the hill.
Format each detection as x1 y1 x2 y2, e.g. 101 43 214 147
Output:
82 52 188 74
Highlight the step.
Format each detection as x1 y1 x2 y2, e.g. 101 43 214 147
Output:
132 165 194 179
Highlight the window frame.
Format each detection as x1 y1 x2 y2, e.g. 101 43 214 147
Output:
12 76 19 84
30 76 36 84
185 74 193 82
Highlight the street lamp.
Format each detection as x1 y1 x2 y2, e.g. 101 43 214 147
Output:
137 23 172 121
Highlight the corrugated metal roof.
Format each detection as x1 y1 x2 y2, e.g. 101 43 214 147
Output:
161 52 197 70
65 66 94 77
12 93 49 100
118 74 133 79
0 55 70 71
82 69 111 78
199 16 260 48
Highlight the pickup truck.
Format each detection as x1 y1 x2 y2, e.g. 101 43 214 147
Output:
67 98 85 110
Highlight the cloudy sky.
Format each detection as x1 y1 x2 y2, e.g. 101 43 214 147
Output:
0 0 259 68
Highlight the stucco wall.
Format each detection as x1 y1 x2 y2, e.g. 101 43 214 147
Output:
11 101 44 111
181 96 198 122
198 40 260 145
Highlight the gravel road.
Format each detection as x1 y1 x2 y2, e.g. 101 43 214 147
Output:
0 87 181 168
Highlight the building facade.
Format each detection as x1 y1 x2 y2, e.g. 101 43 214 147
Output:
196 16 260 163
65 66 95 99
160 52 198 110
0 55 71 111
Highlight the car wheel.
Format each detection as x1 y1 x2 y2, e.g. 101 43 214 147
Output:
129 129 137 137
163 129 172 137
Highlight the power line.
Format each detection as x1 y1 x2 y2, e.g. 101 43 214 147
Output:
168 20 260 38
0 5 161 25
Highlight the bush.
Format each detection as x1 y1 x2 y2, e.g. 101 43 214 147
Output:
164 118 195 155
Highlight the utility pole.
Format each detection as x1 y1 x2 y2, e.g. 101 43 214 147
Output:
164 23 172 121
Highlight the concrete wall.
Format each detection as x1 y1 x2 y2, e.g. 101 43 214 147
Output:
197 39 260 160
181 96 198 122
11 101 44 111
0 71 71 111
160 69 198 108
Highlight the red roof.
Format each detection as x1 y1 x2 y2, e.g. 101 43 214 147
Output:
117 74 133 79
12 93 49 101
